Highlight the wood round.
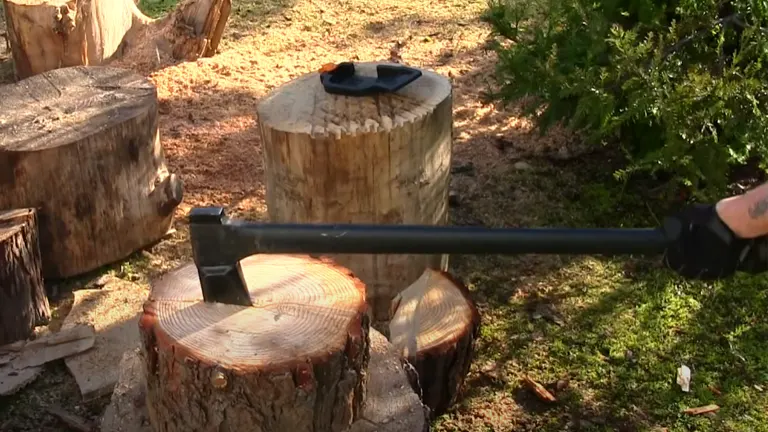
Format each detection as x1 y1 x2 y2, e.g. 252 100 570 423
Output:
139 254 370 432
0 209 50 345
388 268 480 418
0 66 182 279
257 62 454 323
3 0 230 79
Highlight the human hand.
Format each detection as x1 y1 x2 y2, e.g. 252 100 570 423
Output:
662 203 768 280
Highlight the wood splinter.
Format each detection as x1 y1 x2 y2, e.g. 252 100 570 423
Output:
521 375 557 403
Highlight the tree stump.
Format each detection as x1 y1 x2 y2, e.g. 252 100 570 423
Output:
103 332 428 432
0 66 183 279
257 62 453 323
139 254 370 432
2 0 231 79
0 209 50 345
389 268 480 417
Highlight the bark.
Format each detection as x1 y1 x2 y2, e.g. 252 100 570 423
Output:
257 61 454 323
2 0 231 79
0 66 183 279
139 255 370 432
0 209 50 345
103 332 429 432
389 268 481 418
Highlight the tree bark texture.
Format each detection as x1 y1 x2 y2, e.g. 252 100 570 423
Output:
0 208 50 345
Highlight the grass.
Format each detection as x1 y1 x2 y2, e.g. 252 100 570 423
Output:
438 156 768 431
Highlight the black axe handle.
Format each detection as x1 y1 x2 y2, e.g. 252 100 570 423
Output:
188 207 680 306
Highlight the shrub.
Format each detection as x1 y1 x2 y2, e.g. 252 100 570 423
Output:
484 0 768 198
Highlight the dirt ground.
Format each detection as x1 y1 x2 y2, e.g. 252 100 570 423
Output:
3 0 768 431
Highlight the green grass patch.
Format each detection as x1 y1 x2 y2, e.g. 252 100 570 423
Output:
137 0 178 18
441 156 768 431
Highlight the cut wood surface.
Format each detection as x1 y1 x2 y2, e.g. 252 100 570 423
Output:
0 208 50 345
62 278 148 400
348 329 429 432
2 0 231 79
389 268 480 417
0 66 183 279
103 332 428 432
139 255 369 432
257 61 453 323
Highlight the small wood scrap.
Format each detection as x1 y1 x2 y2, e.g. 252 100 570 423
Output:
46 404 96 432
100 349 152 432
345 329 429 432
62 279 149 400
682 404 720 416
0 324 96 396
521 375 557 403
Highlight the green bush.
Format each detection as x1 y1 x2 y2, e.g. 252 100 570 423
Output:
484 0 768 198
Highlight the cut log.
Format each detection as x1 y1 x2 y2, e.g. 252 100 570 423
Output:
348 329 429 432
2 0 231 79
139 254 370 432
257 61 454 323
389 268 480 418
0 208 50 345
0 66 183 279
103 332 428 432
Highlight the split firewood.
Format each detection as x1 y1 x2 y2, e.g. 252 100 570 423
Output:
3 0 231 79
682 404 720 416
389 268 481 417
521 375 557 403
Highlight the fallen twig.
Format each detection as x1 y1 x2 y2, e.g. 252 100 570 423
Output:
522 375 557 402
683 404 720 416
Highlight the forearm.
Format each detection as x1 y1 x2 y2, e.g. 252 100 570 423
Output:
716 181 768 238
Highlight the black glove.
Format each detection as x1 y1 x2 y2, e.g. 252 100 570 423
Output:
662 203 768 280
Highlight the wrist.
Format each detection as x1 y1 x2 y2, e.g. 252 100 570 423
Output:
716 195 763 238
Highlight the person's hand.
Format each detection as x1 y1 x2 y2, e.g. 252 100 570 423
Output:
662 203 768 280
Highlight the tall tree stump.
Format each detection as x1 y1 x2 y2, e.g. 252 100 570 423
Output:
0 209 50 345
2 0 231 79
0 66 183 279
139 254 370 432
257 62 453 323
389 268 480 417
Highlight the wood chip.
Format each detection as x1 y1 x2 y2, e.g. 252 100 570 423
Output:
0 365 43 396
682 404 720 415
522 375 557 402
12 324 95 369
46 404 95 432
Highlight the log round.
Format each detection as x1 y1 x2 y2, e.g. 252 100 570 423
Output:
0 66 183 279
389 268 480 418
0 209 50 345
2 0 231 79
257 62 453 323
139 254 370 432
